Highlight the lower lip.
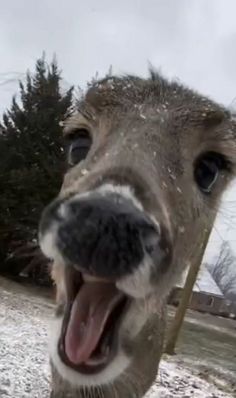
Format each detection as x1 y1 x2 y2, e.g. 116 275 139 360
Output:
58 336 117 375
57 303 118 375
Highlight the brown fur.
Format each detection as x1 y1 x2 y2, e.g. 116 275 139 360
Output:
47 71 236 397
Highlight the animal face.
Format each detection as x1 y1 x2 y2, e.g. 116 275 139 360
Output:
39 72 236 396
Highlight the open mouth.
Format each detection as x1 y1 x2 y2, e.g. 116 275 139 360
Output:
58 266 129 374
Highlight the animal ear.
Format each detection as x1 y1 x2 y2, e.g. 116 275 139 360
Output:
231 116 236 149
231 111 236 125
227 115 236 175
229 111 236 138
202 109 228 128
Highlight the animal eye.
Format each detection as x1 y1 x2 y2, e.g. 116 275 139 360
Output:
66 129 92 166
194 152 229 194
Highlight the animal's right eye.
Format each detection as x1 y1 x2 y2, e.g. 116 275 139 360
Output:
66 129 92 166
194 151 230 194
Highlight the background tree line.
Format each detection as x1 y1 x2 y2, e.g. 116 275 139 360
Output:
0 54 73 285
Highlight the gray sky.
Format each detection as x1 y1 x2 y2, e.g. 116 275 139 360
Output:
0 0 235 260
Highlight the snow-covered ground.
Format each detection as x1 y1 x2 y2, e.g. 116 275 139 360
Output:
0 277 235 398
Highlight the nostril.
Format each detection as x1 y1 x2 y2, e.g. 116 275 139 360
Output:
141 224 160 255
140 222 173 274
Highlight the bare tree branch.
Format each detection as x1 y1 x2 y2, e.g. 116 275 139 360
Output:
207 242 236 300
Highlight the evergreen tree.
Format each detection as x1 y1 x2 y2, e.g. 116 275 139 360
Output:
0 54 73 284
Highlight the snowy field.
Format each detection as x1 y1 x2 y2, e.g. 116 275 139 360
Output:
0 277 235 398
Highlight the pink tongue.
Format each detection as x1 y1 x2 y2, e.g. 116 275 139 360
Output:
65 282 121 365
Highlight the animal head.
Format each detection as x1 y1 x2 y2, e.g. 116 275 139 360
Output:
39 71 236 397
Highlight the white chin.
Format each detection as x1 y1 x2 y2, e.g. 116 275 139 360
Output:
49 317 130 388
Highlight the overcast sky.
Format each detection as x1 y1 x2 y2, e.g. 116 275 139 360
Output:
0 0 235 260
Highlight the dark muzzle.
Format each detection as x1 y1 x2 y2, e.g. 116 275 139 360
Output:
39 191 171 279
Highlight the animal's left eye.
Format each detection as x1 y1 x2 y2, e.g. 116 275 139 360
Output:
194 151 229 194
66 129 92 166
